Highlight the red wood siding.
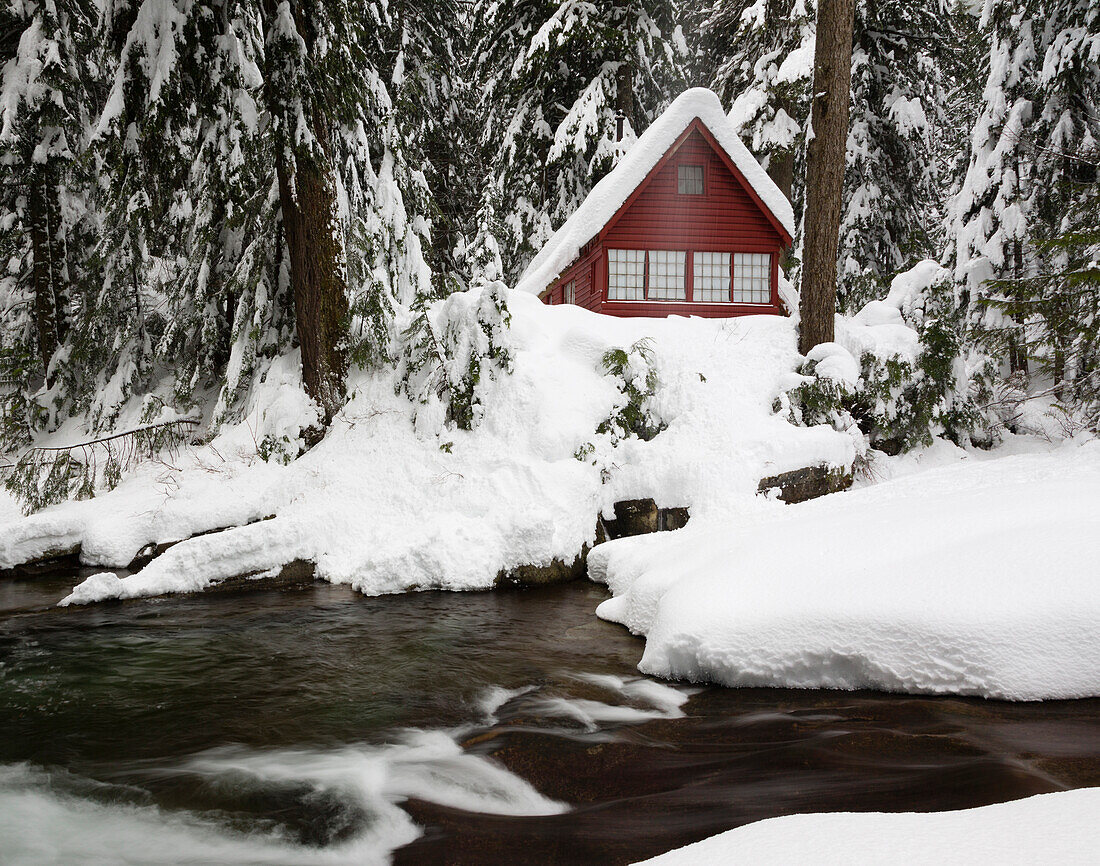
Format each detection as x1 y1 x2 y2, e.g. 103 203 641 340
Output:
603 130 783 252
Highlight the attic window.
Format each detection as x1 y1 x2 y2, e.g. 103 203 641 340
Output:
678 164 704 195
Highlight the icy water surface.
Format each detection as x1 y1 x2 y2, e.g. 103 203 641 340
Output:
1 575 1098 865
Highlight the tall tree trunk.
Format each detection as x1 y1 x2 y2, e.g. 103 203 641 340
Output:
275 137 349 427
262 0 350 429
799 0 855 356
29 172 60 382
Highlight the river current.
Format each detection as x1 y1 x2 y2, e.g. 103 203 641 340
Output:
1 573 1098 864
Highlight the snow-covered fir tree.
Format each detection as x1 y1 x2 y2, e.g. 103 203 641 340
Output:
471 0 687 284
951 0 1099 400
698 0 816 205
838 0 952 312
0 0 98 447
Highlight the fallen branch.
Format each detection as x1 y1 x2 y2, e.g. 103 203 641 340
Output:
4 418 202 514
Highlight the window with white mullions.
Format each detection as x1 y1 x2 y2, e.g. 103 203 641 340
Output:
647 250 685 300
693 251 731 302
608 249 646 300
732 253 771 304
564 280 575 304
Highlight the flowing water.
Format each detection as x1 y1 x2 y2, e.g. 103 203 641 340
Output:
1 573 1098 865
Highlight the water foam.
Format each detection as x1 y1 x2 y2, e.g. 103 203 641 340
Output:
0 730 564 866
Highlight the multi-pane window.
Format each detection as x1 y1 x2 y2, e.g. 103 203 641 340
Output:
607 249 646 300
678 164 704 195
606 249 772 304
693 252 731 303
732 253 771 304
647 250 686 300
564 280 576 304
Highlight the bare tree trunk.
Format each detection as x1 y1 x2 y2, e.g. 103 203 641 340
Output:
799 0 855 356
29 172 60 382
275 140 349 427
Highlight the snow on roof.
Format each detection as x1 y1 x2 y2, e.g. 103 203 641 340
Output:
515 88 796 296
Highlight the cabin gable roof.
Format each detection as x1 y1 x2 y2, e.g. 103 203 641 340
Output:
516 88 795 297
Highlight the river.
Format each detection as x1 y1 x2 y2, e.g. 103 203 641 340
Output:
1 572 1098 864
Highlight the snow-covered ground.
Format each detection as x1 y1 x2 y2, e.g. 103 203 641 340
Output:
590 437 1100 701
1 290 853 602
634 788 1100 865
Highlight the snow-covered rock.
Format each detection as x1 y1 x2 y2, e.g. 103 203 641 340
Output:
592 440 1100 701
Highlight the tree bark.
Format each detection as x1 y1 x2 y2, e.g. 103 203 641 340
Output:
616 61 635 131
262 0 350 428
275 140 349 426
29 172 61 382
799 0 855 356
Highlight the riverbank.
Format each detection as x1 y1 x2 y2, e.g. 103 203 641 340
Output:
2 291 856 596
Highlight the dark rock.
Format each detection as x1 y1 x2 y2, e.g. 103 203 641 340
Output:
600 498 658 540
658 506 690 531
0 545 82 578
495 552 588 589
757 464 853 504
202 559 318 594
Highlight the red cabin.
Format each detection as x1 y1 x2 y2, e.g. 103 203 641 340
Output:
516 89 795 318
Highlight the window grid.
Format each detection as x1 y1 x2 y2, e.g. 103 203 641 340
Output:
608 249 646 300
564 280 576 304
678 164 704 195
693 252 731 303
732 253 771 304
647 250 686 300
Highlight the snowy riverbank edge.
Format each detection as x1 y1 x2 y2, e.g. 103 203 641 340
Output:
1 290 855 598
589 439 1100 701
633 788 1100 865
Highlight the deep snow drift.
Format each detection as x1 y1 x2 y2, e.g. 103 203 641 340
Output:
635 788 1100 865
590 439 1100 701
0 290 854 602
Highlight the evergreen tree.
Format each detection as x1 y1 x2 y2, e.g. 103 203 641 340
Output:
699 0 816 204
0 0 98 446
949 0 1041 375
471 0 686 284
951 0 1099 402
838 0 951 312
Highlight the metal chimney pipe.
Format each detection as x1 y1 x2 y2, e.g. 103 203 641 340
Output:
615 113 625 142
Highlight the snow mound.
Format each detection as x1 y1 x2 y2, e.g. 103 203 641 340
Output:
0 290 853 603
516 88 795 297
592 442 1100 701
634 788 1100 865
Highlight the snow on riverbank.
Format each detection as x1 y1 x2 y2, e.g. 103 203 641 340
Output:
590 439 1100 701
0 290 854 601
634 788 1100 865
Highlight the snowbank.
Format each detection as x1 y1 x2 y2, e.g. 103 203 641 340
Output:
591 440 1100 700
0 290 854 602
635 788 1100 865
515 88 796 297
